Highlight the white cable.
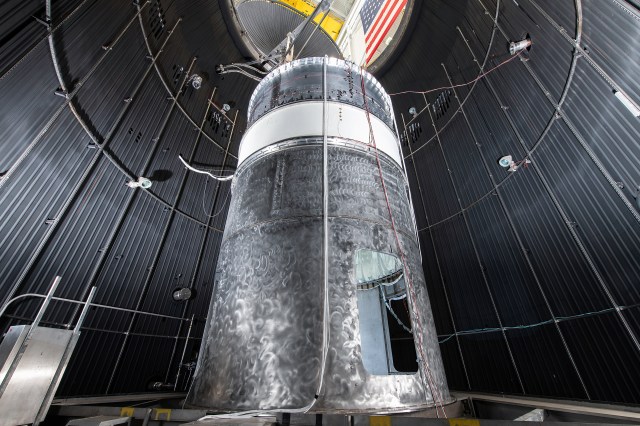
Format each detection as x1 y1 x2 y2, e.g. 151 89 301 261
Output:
178 155 234 181
202 177 232 218
229 62 269 75
221 66 263 82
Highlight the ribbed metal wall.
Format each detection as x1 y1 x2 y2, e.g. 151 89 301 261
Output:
0 0 254 395
383 0 640 404
1 0 639 405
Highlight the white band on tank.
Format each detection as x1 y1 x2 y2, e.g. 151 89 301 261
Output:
238 102 402 165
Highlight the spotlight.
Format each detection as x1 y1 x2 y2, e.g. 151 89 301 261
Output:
408 107 417 118
509 34 532 55
189 74 203 90
498 155 530 172
173 287 194 301
498 155 513 168
126 176 152 189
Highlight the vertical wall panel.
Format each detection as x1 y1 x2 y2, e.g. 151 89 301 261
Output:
536 121 640 306
186 230 223 318
405 114 433 153
389 0 640 402
203 109 234 151
458 333 522 394
438 339 468 391
138 214 204 318
57 0 134 81
108 76 172 174
581 0 640 103
413 141 460 224
466 195 549 326
180 133 234 226
506 325 587 399
14 157 130 323
178 171 229 226
500 0 574 101
445 37 480 101
90 191 168 317
563 63 640 209
0 0 47 74
0 110 92 304
532 0 577 38
431 215 500 331
58 329 125 396
501 169 610 317
145 111 196 202
109 335 176 393
0 43 62 171
485 42 554 147
155 37 192 93
177 69 211 121
559 312 640 403
458 0 493 64
73 22 148 137
438 113 493 207
405 156 429 230
419 230 454 336
464 81 527 181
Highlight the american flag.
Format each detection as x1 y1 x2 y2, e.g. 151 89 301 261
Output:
359 0 408 64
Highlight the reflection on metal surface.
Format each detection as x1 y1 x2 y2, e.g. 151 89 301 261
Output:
0 326 78 425
188 57 450 412
277 0 345 40
354 249 417 376
235 1 342 61
248 57 393 128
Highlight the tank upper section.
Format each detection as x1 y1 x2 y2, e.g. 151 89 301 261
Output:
247 57 395 129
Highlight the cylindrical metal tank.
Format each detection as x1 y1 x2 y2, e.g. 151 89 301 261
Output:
188 57 451 413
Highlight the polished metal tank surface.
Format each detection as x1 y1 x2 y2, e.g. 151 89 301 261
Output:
187 57 450 413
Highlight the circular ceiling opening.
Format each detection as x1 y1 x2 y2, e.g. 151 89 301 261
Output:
223 0 414 70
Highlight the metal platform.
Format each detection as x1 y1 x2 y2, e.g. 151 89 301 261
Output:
48 392 640 425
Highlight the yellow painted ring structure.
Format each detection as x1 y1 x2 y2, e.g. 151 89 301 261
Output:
278 0 344 40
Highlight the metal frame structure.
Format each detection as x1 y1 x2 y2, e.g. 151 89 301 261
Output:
0 277 96 425
47 392 640 425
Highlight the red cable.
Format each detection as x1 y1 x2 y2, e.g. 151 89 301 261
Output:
360 70 448 418
387 51 523 96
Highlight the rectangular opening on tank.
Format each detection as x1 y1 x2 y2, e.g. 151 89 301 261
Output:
354 249 418 375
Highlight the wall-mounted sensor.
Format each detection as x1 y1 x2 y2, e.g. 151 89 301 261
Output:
498 155 513 168
499 155 530 172
173 287 194 301
126 176 152 189
189 74 203 90
408 107 417 118
222 103 231 113
509 34 532 55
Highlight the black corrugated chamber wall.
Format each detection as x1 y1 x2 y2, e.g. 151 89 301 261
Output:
0 0 255 395
381 0 640 404
1 0 640 406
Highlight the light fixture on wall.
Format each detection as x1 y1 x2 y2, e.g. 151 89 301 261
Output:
173 287 195 302
408 107 418 118
126 176 152 189
614 90 640 118
509 34 532 56
188 74 203 90
498 155 513 168
498 155 530 172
